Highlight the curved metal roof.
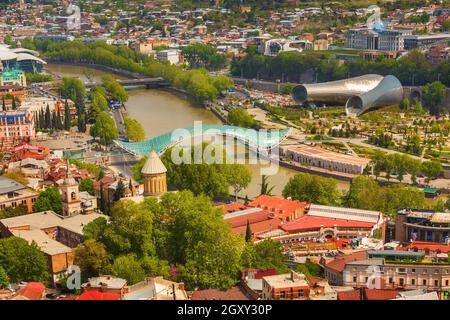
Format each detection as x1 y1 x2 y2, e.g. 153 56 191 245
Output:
16 52 47 64
114 125 291 156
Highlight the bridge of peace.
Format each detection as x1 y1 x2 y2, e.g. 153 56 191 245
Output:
114 125 292 157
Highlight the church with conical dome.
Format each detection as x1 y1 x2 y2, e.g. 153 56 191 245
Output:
141 149 167 197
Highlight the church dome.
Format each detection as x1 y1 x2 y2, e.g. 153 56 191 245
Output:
141 149 167 175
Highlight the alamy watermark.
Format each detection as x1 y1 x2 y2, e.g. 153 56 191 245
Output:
65 2 81 31
169 122 284 175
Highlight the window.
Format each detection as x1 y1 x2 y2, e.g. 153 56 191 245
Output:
399 278 404 286
279 291 285 298
353 276 357 283
435 280 438 287
298 289 303 297
411 279 415 285
446 280 449 286
423 279 427 286
389 277 393 284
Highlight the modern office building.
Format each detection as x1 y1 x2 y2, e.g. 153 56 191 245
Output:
345 29 413 51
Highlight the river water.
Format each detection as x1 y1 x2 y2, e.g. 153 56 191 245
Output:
46 64 349 199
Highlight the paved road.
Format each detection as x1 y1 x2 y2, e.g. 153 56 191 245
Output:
111 108 126 138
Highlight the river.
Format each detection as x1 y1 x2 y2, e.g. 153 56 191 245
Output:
46 64 349 199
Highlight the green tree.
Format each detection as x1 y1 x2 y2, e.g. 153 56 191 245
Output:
422 81 446 116
178 222 244 290
227 108 256 128
245 220 252 243
102 200 155 258
32 186 63 214
79 178 94 195
421 160 443 183
64 100 71 131
0 265 8 288
113 180 125 202
226 164 252 201
90 111 119 146
0 237 49 283
111 254 146 285
74 240 110 279
260 175 275 196
124 117 146 142
102 75 128 102
296 259 323 279
83 217 108 242
60 77 86 102
282 173 340 205
89 91 108 122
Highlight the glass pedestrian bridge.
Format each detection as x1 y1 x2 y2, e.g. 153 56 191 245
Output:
114 125 291 156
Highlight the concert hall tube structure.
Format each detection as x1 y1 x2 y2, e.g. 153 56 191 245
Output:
291 74 384 105
345 75 403 117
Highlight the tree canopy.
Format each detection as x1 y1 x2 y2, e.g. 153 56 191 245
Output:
282 173 341 205
32 186 63 214
90 111 119 145
0 237 49 284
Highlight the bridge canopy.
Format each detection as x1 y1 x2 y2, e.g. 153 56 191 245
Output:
114 125 291 156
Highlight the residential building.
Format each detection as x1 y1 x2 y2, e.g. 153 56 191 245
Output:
191 286 252 300
262 271 310 300
248 194 307 222
0 211 108 285
156 49 181 65
81 276 128 297
10 282 45 300
403 34 450 50
0 111 35 148
342 252 450 299
0 176 38 212
124 277 188 300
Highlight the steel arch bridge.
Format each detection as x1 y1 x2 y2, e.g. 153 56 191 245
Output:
114 125 292 157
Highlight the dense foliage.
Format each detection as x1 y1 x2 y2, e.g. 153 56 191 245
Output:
0 237 49 284
80 191 287 290
29 39 234 103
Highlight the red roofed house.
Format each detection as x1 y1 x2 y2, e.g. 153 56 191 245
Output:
320 250 368 285
223 207 282 240
404 241 450 255
12 282 45 300
190 286 253 300
337 287 402 300
248 195 307 222
76 290 121 300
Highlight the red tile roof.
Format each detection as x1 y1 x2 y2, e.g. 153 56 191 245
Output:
219 202 248 214
76 290 121 300
365 289 402 300
248 195 307 220
190 286 251 300
337 290 361 300
233 217 282 238
322 251 368 273
281 215 375 233
406 241 450 253
14 282 45 300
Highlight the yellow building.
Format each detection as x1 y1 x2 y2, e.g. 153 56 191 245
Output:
141 149 167 197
